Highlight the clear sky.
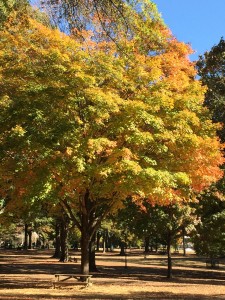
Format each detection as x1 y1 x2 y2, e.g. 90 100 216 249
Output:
152 0 225 61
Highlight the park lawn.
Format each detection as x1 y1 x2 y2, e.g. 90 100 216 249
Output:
0 249 225 299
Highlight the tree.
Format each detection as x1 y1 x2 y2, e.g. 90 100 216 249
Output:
195 38 225 261
196 37 225 143
0 4 224 276
116 199 195 278
192 180 225 259
153 203 195 278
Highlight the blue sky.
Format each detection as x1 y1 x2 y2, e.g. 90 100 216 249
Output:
152 0 225 61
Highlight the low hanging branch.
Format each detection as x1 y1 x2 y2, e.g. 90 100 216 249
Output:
61 199 82 231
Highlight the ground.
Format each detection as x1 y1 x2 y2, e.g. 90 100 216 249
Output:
0 249 225 299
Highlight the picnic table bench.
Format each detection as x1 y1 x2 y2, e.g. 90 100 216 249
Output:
53 274 93 288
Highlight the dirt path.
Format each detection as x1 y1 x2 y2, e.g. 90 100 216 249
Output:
0 249 225 299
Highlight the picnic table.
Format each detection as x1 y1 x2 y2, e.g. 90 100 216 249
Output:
53 274 93 288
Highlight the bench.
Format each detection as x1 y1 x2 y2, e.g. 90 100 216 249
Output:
53 274 92 288
68 256 78 263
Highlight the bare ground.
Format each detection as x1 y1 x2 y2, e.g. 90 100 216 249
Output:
0 249 225 299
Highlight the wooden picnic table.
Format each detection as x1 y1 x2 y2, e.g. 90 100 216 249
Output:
53 274 93 288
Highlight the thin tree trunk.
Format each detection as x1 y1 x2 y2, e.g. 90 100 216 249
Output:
24 223 28 250
102 234 106 253
53 221 61 258
167 232 172 278
106 230 109 252
182 227 186 256
89 232 98 272
144 236 150 253
120 241 125 256
28 230 32 249
59 216 69 262
81 190 91 275
96 231 101 252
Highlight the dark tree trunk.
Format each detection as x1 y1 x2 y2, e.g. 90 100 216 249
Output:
53 221 61 258
144 236 150 253
81 228 90 275
167 232 172 278
155 241 158 252
105 230 110 252
59 215 69 262
96 231 101 252
80 190 91 275
102 233 106 253
89 232 98 272
24 223 28 250
182 227 186 256
120 241 126 256
28 230 32 249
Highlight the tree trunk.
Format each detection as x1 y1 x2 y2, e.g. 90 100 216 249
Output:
79 190 102 274
96 231 101 252
120 241 125 256
167 232 172 278
144 236 150 253
53 221 61 258
28 230 32 249
182 227 186 256
89 232 98 272
24 223 28 250
105 230 110 252
81 229 90 275
59 216 69 262
155 240 158 252
80 191 91 275
102 234 106 253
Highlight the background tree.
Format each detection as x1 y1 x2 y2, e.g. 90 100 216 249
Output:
195 38 225 261
117 199 195 278
153 203 195 278
196 37 225 143
192 180 225 259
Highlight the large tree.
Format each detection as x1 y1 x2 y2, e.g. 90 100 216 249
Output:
0 4 224 275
